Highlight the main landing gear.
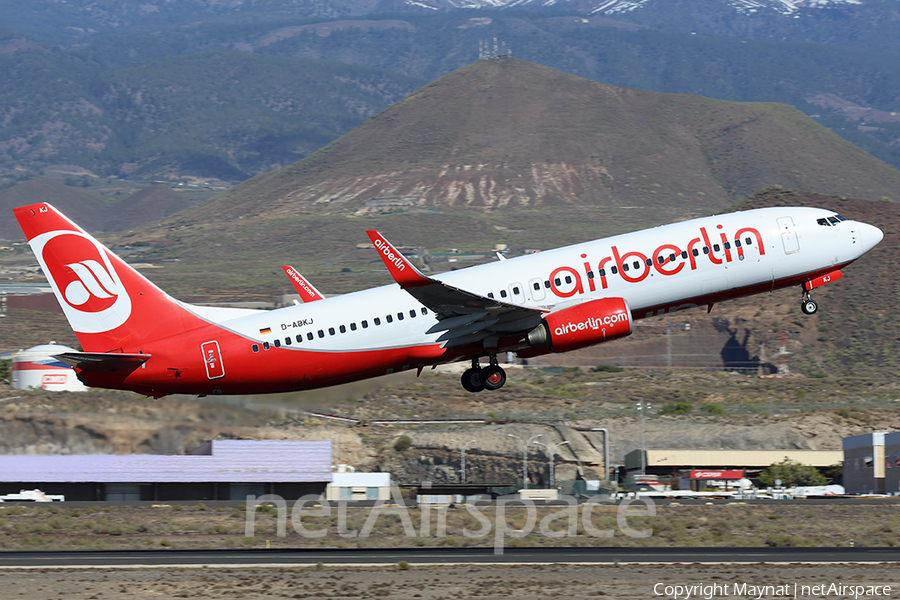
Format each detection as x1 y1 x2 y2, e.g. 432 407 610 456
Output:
800 289 818 315
461 354 507 393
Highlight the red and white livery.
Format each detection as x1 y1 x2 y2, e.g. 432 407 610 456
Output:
13 203 883 396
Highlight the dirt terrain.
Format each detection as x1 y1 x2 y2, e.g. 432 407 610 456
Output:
1 563 898 600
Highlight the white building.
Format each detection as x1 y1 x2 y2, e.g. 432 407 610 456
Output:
11 344 87 392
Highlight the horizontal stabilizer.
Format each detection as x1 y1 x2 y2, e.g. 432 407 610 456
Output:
55 352 151 372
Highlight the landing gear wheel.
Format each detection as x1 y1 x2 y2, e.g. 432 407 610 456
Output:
801 299 818 315
481 365 507 391
461 368 485 393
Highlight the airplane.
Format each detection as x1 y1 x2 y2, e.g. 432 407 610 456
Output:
13 202 883 397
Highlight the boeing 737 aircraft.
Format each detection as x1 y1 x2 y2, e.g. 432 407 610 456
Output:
13 203 882 397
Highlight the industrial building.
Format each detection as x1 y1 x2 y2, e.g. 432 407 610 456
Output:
624 449 842 483
0 440 332 501
843 432 900 495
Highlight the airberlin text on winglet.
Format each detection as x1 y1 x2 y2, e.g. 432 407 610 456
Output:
372 237 406 272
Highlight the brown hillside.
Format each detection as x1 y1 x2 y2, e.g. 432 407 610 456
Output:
184 58 900 223
102 184 189 232
0 178 107 239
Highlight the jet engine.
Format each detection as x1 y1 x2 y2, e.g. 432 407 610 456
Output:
526 297 632 353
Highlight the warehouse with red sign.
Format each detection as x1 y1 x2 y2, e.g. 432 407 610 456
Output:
624 449 842 488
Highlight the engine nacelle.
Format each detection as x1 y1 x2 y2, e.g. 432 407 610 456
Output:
526 297 632 353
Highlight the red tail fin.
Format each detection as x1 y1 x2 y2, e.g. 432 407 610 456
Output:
14 203 193 353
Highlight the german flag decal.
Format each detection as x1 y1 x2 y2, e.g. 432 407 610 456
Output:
259 327 271 335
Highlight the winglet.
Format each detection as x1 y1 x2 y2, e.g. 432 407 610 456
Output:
282 266 325 302
366 230 431 288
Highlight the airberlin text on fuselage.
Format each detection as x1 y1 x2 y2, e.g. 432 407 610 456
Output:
547 225 764 299
555 313 627 336
373 238 406 272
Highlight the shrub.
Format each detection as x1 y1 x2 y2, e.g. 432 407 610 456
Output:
397 561 411 570
393 435 413 452
700 404 726 415
590 364 624 373
659 402 693 415
758 458 827 487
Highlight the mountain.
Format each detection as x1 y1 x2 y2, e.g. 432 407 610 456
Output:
183 58 900 225
0 41 423 184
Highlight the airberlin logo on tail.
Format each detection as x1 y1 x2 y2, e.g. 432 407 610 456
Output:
29 230 132 334
373 238 406 272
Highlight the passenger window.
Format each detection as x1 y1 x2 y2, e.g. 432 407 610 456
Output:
307 332 314 340
544 281 551 288
386 315 393 323
565 276 572 284
318 330 325 338
645 258 652 267
734 239 741 248
339 325 346 333
599 268 606 277
692 249 699 257
296 335 303 343
274 339 281 348
724 242 731 250
488 292 495 299
362 320 368 328
622 263 630 272
681 251 688 259
284 337 291 346
587 271 594 279
611 266 618 274
713 244 720 252
669 253 676 262
744 237 752 245
328 327 335 336
397 312 404 321
533 282 540 291
513 286 520 295
410 309 416 318
500 290 507 298
703 247 710 254
421 308 428 315
632 261 640 270
350 323 357 331
657 256 665 264
251 344 259 353
554 278 561 286
374 317 381 326
263 342 270 350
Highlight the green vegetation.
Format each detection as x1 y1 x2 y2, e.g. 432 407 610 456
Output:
0 359 9 383
758 458 828 488
658 402 693 416
393 435 413 452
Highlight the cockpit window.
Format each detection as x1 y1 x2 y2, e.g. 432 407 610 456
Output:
828 216 840 225
817 218 830 226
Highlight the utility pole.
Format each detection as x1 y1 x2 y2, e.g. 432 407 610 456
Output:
533 440 571 488
450 439 476 483
636 399 652 475
508 433 542 489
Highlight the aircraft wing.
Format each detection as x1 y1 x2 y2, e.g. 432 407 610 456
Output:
366 231 546 348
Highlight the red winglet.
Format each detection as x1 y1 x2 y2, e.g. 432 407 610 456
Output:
282 266 325 302
366 230 430 288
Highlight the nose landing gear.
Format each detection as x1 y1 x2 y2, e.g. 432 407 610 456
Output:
460 353 508 392
800 289 818 315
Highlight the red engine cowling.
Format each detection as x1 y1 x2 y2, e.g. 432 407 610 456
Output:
526 297 632 353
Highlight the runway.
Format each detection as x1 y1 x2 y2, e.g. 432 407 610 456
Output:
2 546 898 568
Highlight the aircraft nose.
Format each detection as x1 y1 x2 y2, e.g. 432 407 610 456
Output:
857 222 884 253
